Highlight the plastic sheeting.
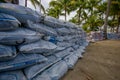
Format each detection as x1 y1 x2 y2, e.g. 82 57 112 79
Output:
0 13 20 31
24 55 61 80
0 70 27 80
0 28 42 45
0 3 43 24
41 60 68 80
0 45 16 61
27 20 58 36
0 53 47 72
64 53 78 69
19 40 57 54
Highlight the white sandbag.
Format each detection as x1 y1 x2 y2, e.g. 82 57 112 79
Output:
64 53 78 69
0 13 20 31
0 45 16 61
27 20 58 36
54 47 74 58
0 3 43 24
24 55 61 80
19 40 57 54
41 60 68 80
32 74 51 80
0 28 42 45
0 70 27 80
0 53 47 72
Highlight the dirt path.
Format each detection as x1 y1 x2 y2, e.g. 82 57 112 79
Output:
61 40 120 80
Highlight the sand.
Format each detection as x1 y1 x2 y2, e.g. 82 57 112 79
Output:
61 40 120 80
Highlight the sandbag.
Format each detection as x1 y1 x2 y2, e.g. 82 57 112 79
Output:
0 70 27 80
0 13 20 31
32 74 51 80
54 48 74 59
75 48 83 58
44 16 76 28
0 53 47 72
0 28 42 45
27 20 58 36
72 45 80 50
56 42 75 48
56 27 71 35
43 36 57 44
41 60 68 80
42 46 66 56
0 3 43 24
64 53 78 69
56 35 80 42
0 45 16 61
19 40 57 54
24 55 61 80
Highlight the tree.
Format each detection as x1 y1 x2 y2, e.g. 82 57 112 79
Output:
49 0 71 21
25 0 45 14
103 0 111 39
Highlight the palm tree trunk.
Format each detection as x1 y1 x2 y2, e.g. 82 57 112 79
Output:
116 16 120 33
25 0 27 7
39 0 41 13
103 0 111 39
78 7 81 25
64 4 67 21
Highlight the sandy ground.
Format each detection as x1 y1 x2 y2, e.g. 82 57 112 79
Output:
61 40 120 80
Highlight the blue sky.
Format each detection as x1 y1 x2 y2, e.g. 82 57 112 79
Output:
19 0 75 21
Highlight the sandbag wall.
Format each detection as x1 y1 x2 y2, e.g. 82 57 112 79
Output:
0 3 88 80
87 31 120 42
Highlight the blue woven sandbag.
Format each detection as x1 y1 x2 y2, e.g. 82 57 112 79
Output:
63 53 78 69
0 53 47 72
0 70 27 80
0 45 16 61
24 55 61 80
0 13 20 31
41 60 68 80
0 28 42 45
27 20 58 36
19 40 57 54
0 3 44 24
54 47 74 59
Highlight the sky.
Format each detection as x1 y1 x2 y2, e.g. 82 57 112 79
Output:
19 0 75 21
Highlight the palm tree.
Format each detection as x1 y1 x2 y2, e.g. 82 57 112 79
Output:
25 0 45 14
110 0 120 33
103 0 111 39
47 6 61 19
49 0 71 21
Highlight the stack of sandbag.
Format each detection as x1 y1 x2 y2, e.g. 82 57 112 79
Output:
0 3 89 80
107 33 120 40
